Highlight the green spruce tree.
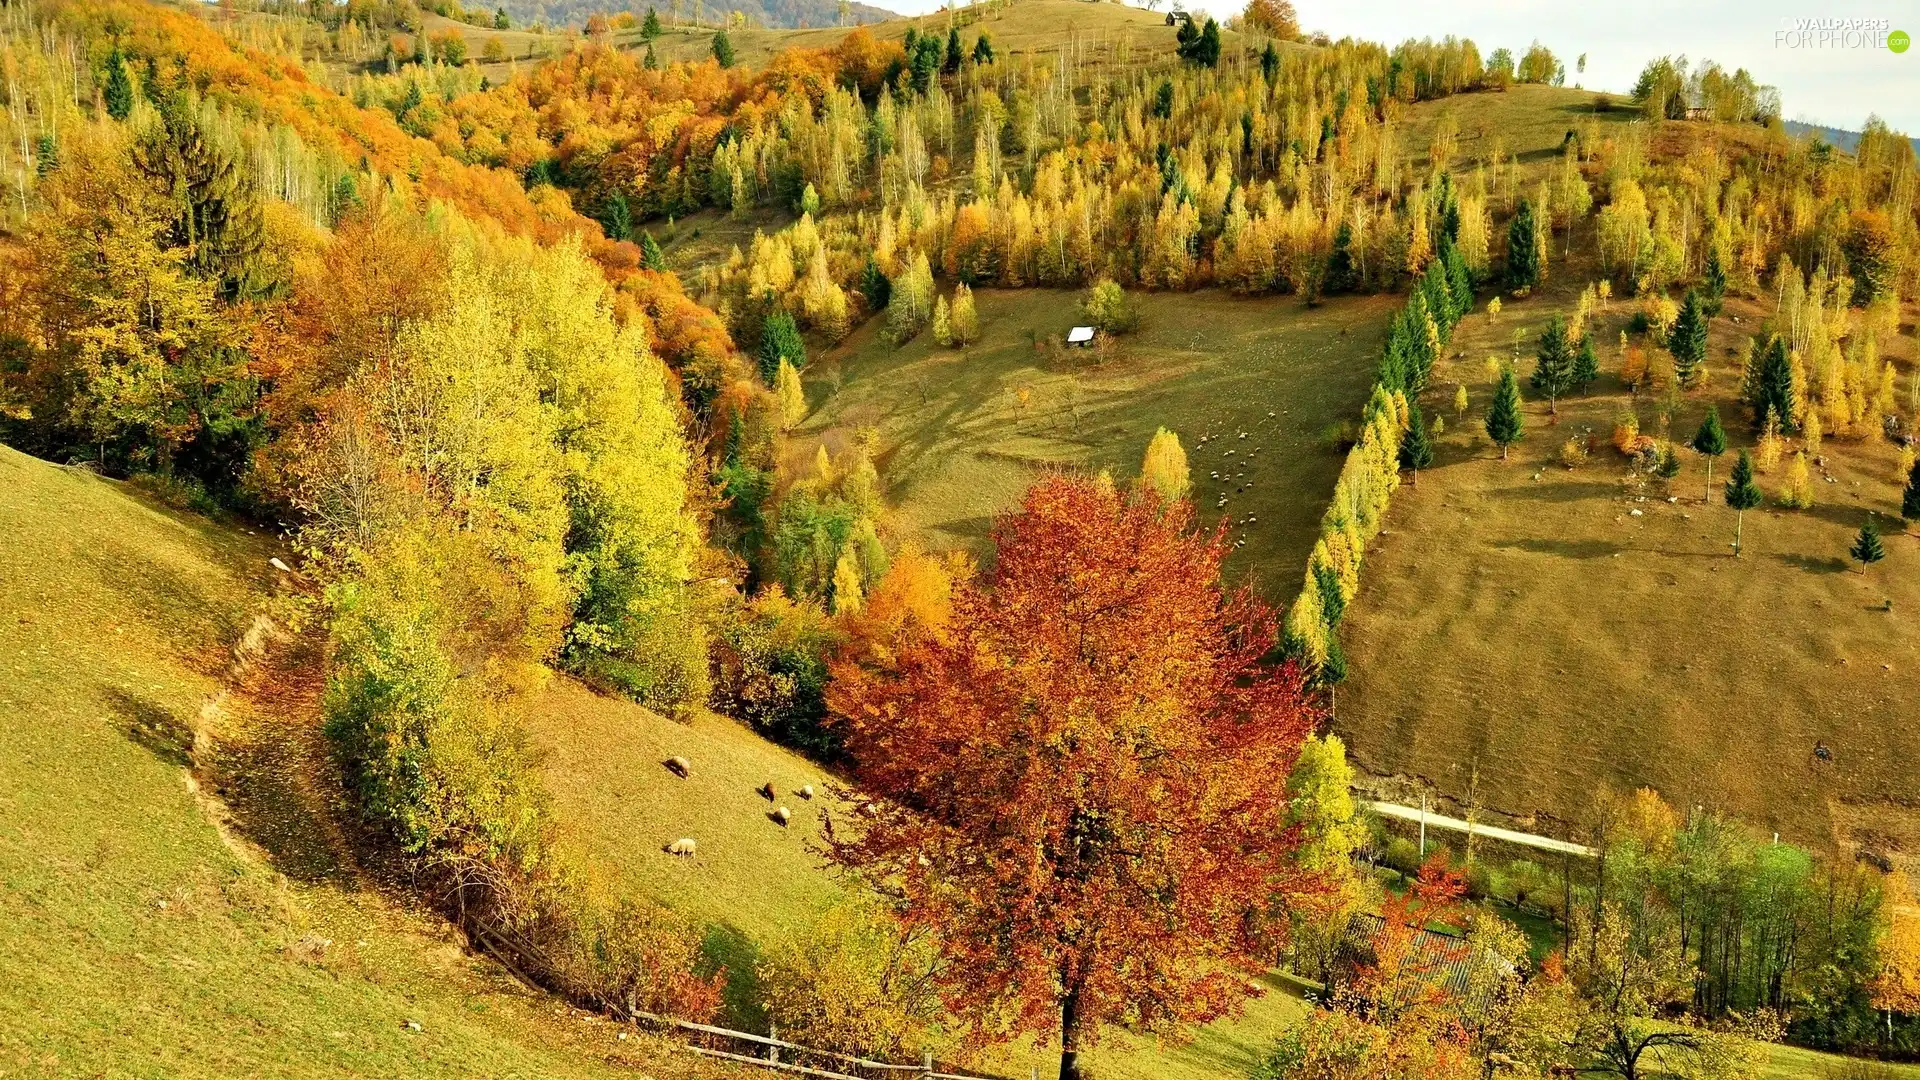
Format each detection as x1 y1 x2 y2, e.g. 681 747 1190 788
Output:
972 32 993 64
1260 39 1280 82
644 40 659 69
1400 404 1434 482
1724 449 1762 556
1690 406 1727 503
642 6 662 38
104 47 136 121
1703 244 1727 315
1530 315 1574 414
1851 518 1887 575
859 256 891 312
1506 197 1540 289
1745 335 1795 432
759 311 805 384
1670 289 1709 387
641 231 666 270
1486 367 1525 460
711 29 734 68
943 26 962 74
1572 331 1599 393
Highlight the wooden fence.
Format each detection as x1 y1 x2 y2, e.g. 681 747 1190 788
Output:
630 1011 1016 1080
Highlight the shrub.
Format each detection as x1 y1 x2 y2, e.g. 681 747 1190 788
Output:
1611 408 1640 453
712 587 842 755
757 900 947 1058
1384 836 1421 875
1082 277 1138 333
1559 435 1589 469
1461 859 1494 899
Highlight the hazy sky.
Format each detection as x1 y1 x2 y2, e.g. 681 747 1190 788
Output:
891 0 1920 133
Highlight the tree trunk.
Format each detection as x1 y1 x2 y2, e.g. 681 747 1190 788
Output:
1058 986 1082 1080
1704 459 1713 504
1734 509 1744 556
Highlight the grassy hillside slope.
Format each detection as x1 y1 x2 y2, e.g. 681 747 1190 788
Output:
802 287 1397 590
0 446 732 1079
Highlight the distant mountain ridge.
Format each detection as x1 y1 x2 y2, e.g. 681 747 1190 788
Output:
498 0 896 30
1781 118 1920 156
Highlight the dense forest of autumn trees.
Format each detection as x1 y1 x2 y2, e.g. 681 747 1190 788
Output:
6 0 1920 1070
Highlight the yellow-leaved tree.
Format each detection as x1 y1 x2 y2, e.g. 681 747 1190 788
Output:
1139 427 1191 502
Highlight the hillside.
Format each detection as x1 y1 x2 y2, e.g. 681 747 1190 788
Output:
628 0 1256 69
0 447 733 1079
499 0 895 33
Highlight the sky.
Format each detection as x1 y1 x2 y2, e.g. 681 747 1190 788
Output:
891 0 1920 134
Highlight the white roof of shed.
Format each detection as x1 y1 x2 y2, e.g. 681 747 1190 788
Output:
1067 326 1096 343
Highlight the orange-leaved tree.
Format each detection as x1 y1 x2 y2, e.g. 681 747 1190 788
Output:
827 474 1321 1080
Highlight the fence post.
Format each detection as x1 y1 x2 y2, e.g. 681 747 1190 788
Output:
922 1047 934 1079
768 1023 779 1064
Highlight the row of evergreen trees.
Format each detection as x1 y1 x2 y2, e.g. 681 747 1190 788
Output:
1283 197 1478 681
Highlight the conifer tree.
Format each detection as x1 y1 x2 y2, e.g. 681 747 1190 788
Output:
641 231 666 270
1724 449 1762 556
642 6 662 38
860 256 891 313
972 32 993 64
759 311 805 383
1572 331 1599 393
711 29 734 67
1506 198 1540 289
1746 335 1795 432
944 26 963 74
1195 18 1222 67
1530 316 1574 414
1260 39 1280 82
1140 427 1190 502
104 47 135 121
1486 367 1525 460
1399 404 1433 482
1703 244 1727 315
644 41 659 69
1850 518 1886 576
1690 406 1727 502
1904 458 1920 525
1324 223 1357 294
1670 289 1709 387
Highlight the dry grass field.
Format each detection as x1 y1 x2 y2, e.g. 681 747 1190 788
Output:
800 286 1398 591
1336 262 1920 863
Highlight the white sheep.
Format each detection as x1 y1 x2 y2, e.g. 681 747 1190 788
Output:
772 806 792 827
666 838 697 857
799 784 815 799
663 756 691 778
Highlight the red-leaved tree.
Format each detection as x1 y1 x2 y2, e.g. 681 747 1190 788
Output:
827 474 1321 1080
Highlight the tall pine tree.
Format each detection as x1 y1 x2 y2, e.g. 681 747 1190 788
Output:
1724 449 1762 556
1690 406 1727 503
103 47 135 121
1506 198 1540 289
759 311 805 383
1745 335 1795 432
1400 404 1434 482
943 26 963 74
1572 332 1599 393
1669 289 1709 388
1530 315 1574 414
1851 518 1886 575
1486 367 1525 460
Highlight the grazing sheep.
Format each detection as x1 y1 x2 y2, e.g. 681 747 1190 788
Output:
760 781 777 801
771 806 792 827
665 838 697 857
798 784 814 799
663 756 691 778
